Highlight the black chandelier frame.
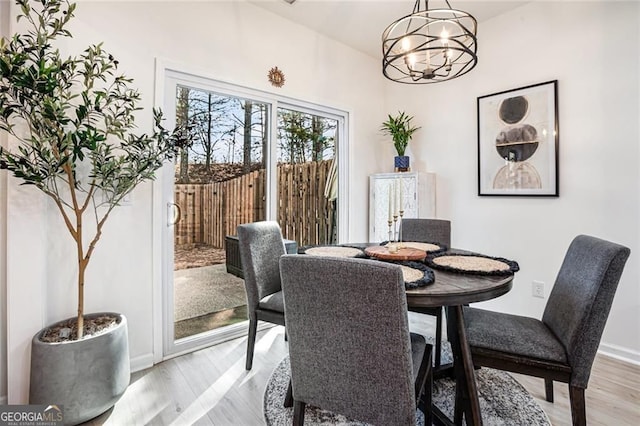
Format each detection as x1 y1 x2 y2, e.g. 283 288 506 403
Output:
382 0 478 84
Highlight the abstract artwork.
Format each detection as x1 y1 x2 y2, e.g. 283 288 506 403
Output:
477 80 559 196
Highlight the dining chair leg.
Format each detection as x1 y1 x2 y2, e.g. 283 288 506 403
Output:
423 353 434 426
416 344 432 420
448 307 466 426
569 385 586 426
293 400 306 426
545 379 554 402
435 308 443 368
453 385 464 425
284 379 293 408
246 318 258 370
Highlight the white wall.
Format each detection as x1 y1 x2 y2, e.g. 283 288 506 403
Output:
386 1 640 361
3 1 386 402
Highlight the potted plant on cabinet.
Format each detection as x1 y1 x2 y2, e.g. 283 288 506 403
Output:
380 111 421 172
0 0 183 423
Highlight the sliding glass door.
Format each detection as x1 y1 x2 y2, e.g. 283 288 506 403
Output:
160 68 347 357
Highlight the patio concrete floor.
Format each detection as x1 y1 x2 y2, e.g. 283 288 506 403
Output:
174 264 247 322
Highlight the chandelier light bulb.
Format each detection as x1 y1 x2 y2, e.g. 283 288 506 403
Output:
401 37 411 51
407 52 417 69
440 27 449 44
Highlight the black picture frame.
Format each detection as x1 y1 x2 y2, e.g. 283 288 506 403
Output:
477 80 559 196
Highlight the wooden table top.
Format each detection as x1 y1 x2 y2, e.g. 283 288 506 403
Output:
405 269 513 308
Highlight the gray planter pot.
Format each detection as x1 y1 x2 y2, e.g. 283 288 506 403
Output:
29 312 130 425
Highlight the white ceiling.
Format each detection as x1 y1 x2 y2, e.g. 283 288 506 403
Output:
250 0 529 59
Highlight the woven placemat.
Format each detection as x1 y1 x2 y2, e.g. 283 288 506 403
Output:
400 241 444 252
426 253 519 276
299 245 366 258
382 260 435 289
381 241 447 254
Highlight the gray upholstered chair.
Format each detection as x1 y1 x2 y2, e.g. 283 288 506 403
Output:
399 218 452 369
237 221 287 370
279 255 433 426
400 218 451 249
464 235 630 426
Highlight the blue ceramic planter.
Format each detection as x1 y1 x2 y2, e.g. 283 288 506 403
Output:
394 155 410 171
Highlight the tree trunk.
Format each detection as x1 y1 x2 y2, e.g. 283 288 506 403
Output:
243 100 253 172
206 93 213 169
177 87 190 183
312 115 322 161
261 105 267 168
77 260 86 338
178 149 189 183
76 212 85 339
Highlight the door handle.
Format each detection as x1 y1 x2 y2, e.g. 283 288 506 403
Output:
167 202 181 226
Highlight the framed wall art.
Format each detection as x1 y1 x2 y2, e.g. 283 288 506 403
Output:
477 80 559 196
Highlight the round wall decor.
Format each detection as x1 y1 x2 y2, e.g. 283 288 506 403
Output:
268 67 285 87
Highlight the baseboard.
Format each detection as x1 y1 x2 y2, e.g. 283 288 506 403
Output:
130 353 155 373
599 342 640 365
126 343 638 380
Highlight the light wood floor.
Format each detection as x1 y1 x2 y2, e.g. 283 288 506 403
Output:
87 314 640 425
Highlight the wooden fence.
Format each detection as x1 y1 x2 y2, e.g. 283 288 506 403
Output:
174 160 335 248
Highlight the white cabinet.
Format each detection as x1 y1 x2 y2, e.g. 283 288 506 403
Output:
368 172 436 242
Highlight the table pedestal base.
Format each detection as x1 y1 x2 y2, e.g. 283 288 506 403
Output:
431 306 483 426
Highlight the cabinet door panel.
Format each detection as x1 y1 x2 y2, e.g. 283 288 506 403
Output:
370 173 418 243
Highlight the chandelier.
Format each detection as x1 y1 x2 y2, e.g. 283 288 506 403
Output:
382 0 478 84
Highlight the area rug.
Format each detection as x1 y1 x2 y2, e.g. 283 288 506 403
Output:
263 342 550 425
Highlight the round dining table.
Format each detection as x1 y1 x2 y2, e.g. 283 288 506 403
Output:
305 243 515 426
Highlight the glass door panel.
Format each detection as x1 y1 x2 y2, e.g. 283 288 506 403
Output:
276 107 338 246
172 85 267 340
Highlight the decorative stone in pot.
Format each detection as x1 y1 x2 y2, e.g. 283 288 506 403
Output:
395 155 410 172
29 312 130 425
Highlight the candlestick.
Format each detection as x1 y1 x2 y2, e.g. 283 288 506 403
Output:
399 177 403 211
394 178 400 217
388 220 393 243
393 214 398 242
388 185 393 222
399 210 404 243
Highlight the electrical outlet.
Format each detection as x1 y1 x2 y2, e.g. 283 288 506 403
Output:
101 190 132 206
532 280 545 298
120 192 132 206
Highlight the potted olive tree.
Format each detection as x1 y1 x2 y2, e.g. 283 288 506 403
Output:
380 111 421 172
0 0 183 423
